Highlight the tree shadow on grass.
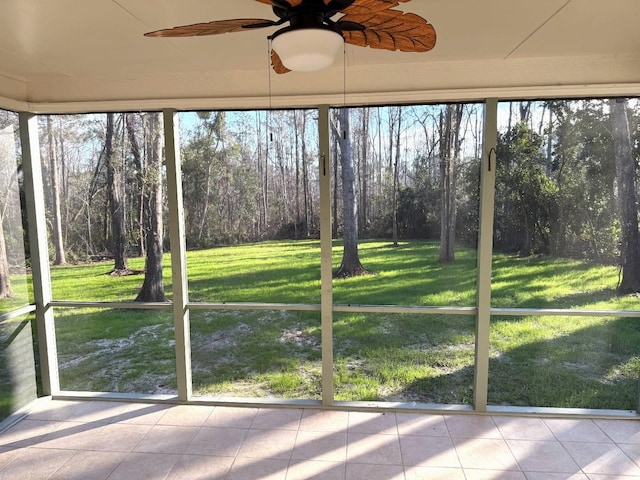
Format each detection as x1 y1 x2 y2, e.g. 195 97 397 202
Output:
490 255 632 309
253 281 639 410
186 266 322 304
331 313 477 404
402 315 640 411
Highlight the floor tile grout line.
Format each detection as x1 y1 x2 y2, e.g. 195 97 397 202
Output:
542 417 617 444
502 429 526 475
285 457 348 480
44 449 131 480
450 434 467 472
592 417 621 445
553 437 587 477
235 423 251 459
288 420 299 464
587 417 611 441
562 438 640 476
442 414 453 438
624 442 640 471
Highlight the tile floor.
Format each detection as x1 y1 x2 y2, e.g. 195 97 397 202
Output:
1 400 640 479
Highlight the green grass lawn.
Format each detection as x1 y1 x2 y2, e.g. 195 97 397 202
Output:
11 239 640 409
0 271 32 315
49 256 173 302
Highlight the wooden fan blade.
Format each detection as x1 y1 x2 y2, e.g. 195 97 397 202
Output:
343 0 411 15
271 50 291 74
255 0 304 7
255 0 337 7
144 18 276 37
340 7 436 52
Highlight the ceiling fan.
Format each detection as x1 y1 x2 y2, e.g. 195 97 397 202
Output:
144 0 436 73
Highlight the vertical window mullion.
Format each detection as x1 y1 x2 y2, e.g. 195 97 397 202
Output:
164 109 192 401
474 99 498 411
318 105 334 406
20 112 60 396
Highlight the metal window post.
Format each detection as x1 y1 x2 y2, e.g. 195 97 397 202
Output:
474 99 498 411
19 112 60 396
163 109 192 401
318 105 334 406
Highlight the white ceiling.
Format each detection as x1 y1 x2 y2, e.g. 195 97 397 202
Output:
0 0 639 111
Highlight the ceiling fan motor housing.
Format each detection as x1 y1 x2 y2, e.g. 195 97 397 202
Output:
271 23 344 72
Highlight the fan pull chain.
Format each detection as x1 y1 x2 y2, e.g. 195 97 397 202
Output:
267 37 274 143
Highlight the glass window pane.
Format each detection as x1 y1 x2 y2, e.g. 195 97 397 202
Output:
0 110 30 313
55 307 176 394
494 99 640 310
330 105 483 307
190 309 321 400
179 110 320 304
334 312 475 405
39 113 172 302
489 314 640 410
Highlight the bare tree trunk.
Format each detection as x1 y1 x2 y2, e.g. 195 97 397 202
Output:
47 116 66 265
611 98 640 294
275 134 288 225
136 113 167 302
376 108 383 208
360 107 369 237
256 112 266 235
439 109 453 262
264 113 270 232
301 112 311 236
519 101 532 124
388 108 395 172
333 109 372 278
126 113 146 257
546 105 553 174
0 220 12 299
294 111 301 238
392 107 402 247
552 156 566 257
439 105 463 263
58 123 69 246
106 113 129 273
0 125 15 299
198 161 212 243
508 103 513 133
332 133 339 238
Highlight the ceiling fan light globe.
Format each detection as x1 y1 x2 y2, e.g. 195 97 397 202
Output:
272 28 343 72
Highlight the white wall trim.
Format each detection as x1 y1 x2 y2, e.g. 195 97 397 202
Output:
0 83 636 115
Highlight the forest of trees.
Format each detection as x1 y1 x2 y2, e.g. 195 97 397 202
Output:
0 111 23 300
1 98 640 302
